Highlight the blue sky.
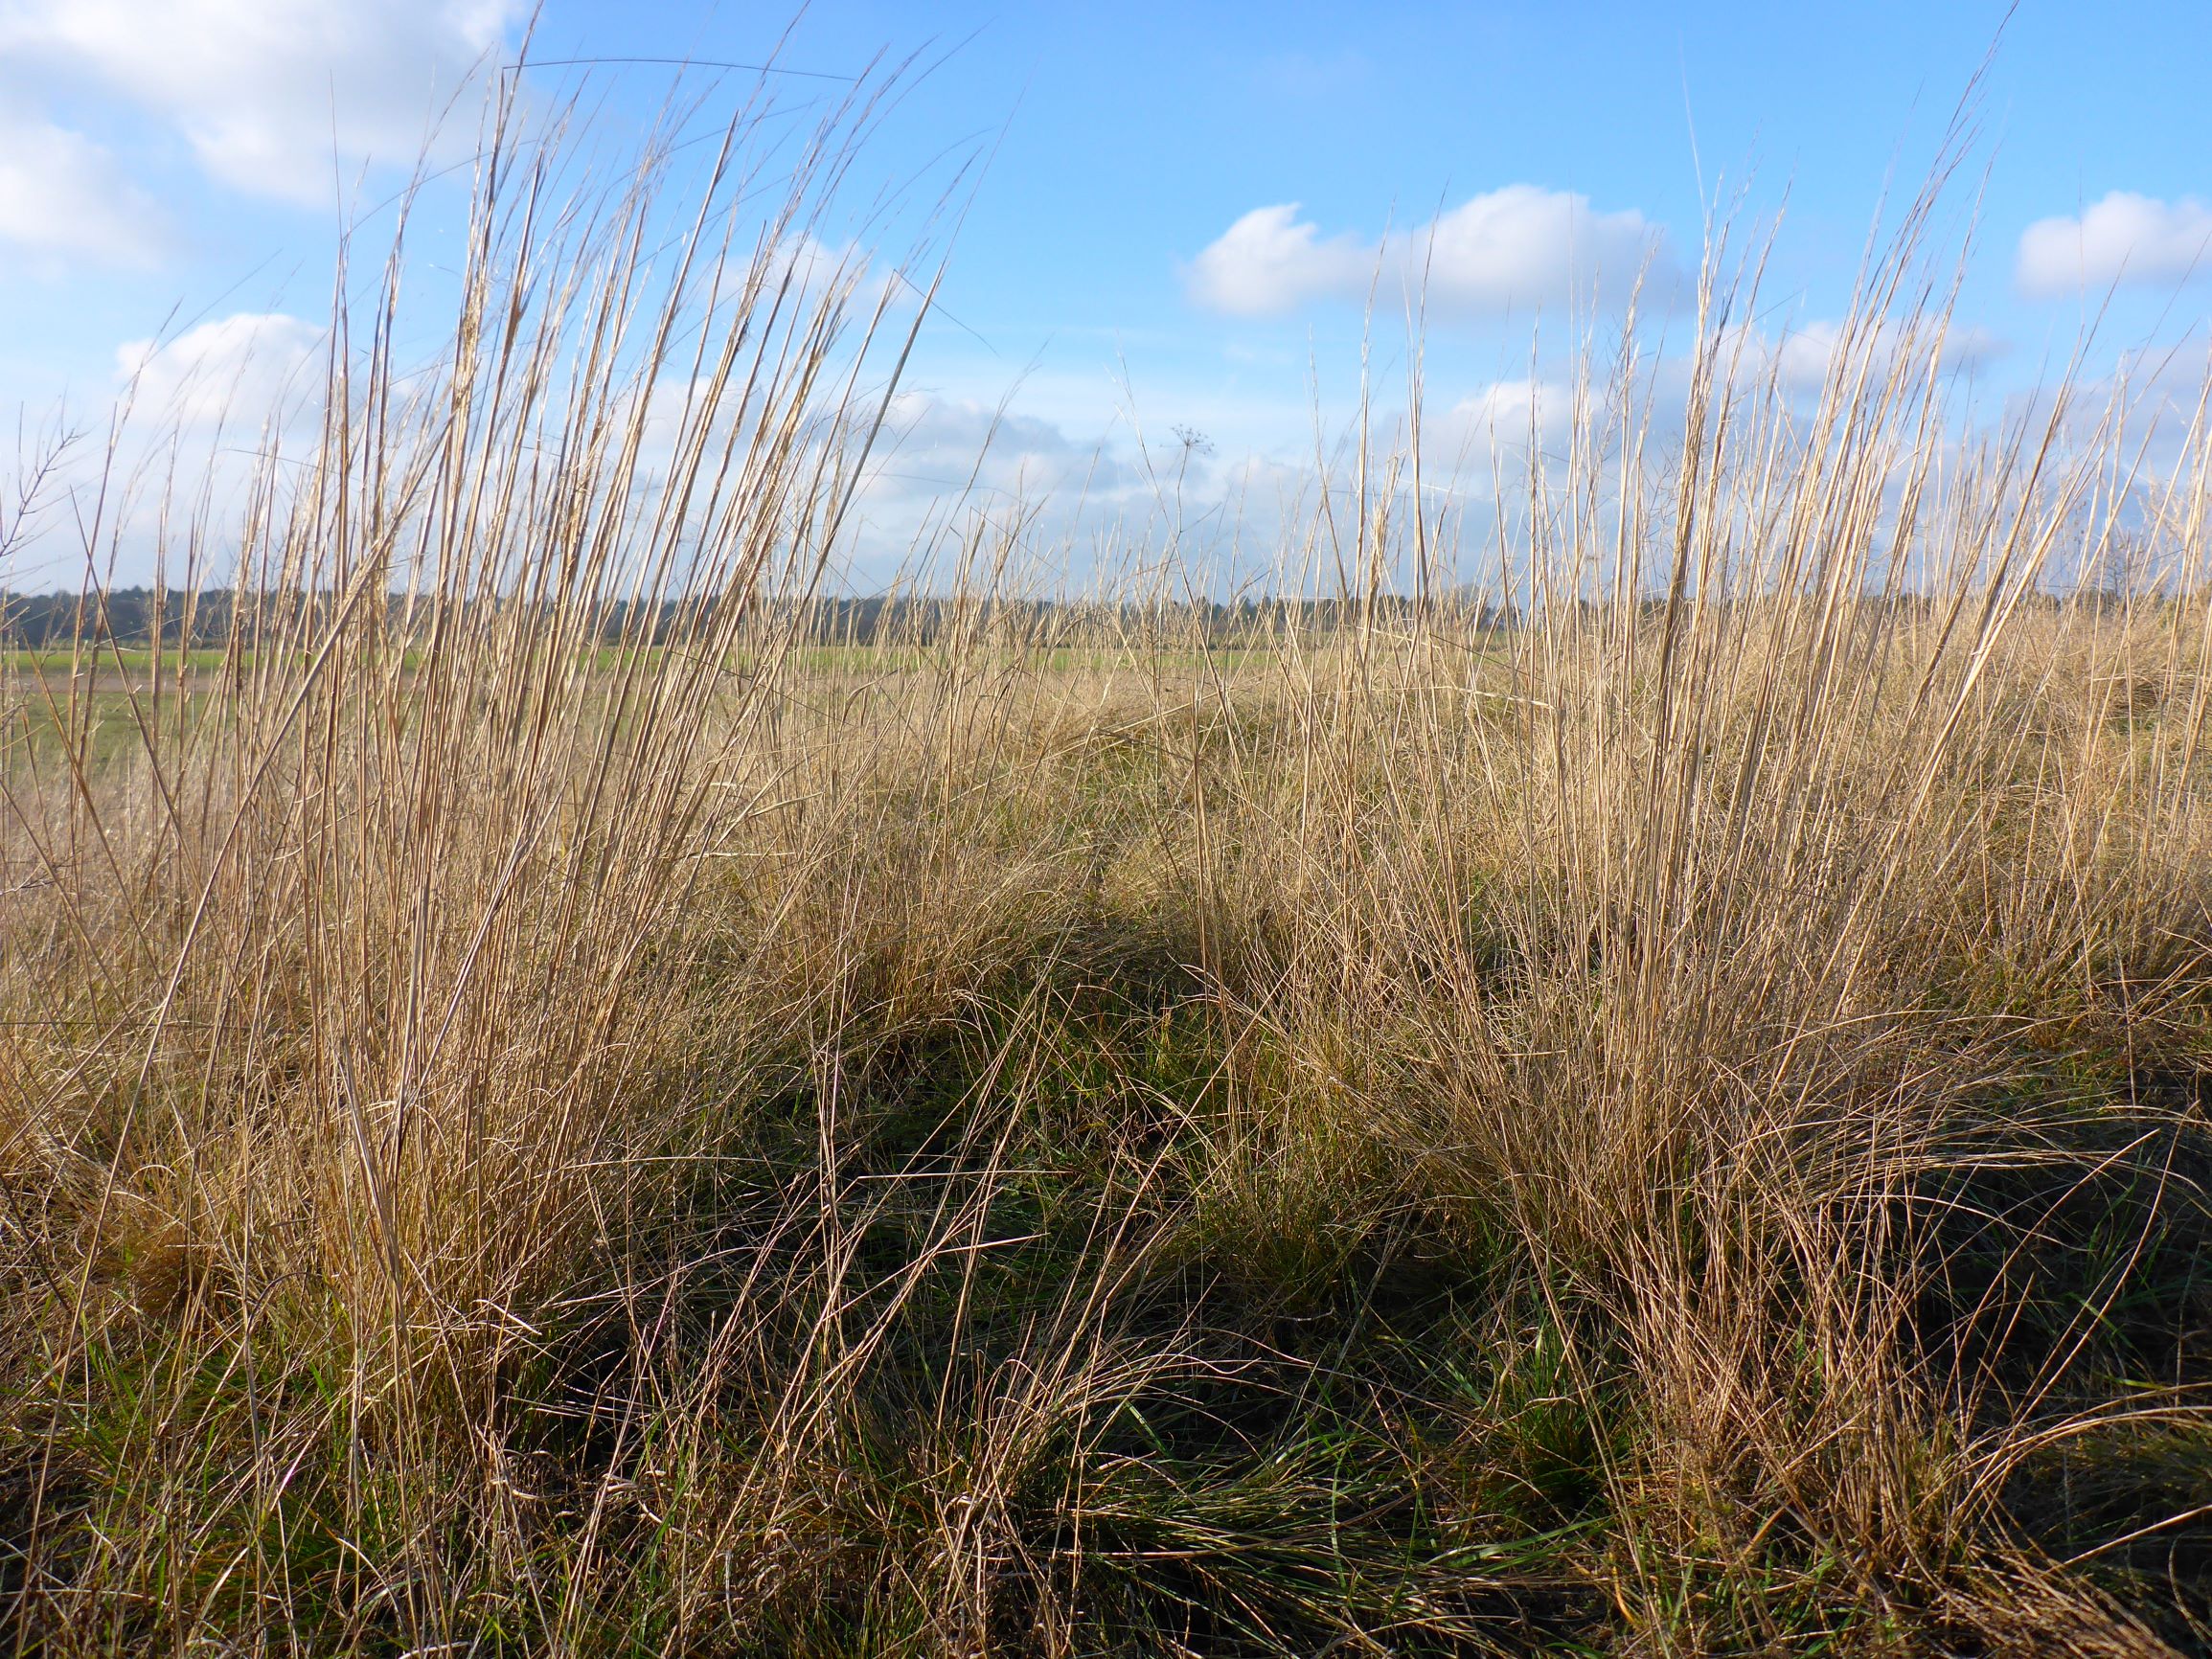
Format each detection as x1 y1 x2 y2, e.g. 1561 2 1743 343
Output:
1 0 2208 584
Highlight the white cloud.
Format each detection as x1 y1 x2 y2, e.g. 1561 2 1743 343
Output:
117 311 323 428
865 392 1130 505
2 0 519 202
820 391 1152 580
1703 317 2008 399
1419 188 1670 314
2017 193 2212 298
1186 204 1375 315
0 104 170 264
1186 185 1674 319
1446 377 1575 457
1772 320 1849 393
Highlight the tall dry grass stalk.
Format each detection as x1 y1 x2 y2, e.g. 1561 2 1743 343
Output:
4 80 2212 1659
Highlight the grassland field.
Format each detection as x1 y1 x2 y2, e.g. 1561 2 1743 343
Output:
6 95 2212 1659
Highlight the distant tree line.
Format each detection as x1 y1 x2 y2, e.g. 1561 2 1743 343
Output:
2 588 1531 650
5 584 2156 654
2 588 243 648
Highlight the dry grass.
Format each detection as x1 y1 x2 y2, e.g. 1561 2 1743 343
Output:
5 81 2212 1659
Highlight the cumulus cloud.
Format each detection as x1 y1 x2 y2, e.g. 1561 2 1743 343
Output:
117 311 324 428
1770 320 1850 393
1430 314 2009 488
864 392 1130 506
1 0 520 202
1186 204 1373 315
0 104 170 263
817 391 1156 580
2017 193 2212 298
1764 317 2007 394
1186 185 1674 318
1446 377 1576 457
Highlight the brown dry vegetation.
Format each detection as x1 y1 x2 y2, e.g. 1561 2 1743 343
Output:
4 80 2212 1658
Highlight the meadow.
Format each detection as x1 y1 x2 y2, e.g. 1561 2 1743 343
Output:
4 92 2212 1657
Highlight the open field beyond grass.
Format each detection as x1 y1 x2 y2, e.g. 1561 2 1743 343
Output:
5 86 2212 1659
